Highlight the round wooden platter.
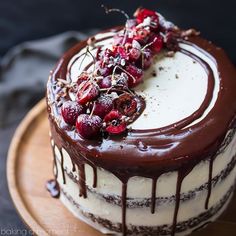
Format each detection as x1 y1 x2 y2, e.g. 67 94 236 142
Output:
7 99 236 236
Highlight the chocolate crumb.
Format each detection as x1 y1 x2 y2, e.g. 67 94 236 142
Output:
158 66 164 71
152 70 157 77
175 74 179 79
166 51 175 57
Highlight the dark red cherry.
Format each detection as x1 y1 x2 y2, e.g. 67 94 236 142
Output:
76 114 102 139
114 93 137 116
61 101 84 125
165 31 178 51
98 76 112 89
149 35 163 53
77 81 99 105
95 61 112 76
129 47 141 61
134 28 150 44
141 48 153 69
104 110 127 134
135 8 159 29
113 46 129 60
77 72 89 85
93 95 114 119
125 64 143 87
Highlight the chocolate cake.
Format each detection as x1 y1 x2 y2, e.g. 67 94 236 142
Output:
46 7 236 236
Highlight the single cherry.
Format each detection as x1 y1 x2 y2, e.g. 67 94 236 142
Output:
104 110 127 134
129 47 141 61
95 61 112 77
149 35 163 53
76 114 102 139
77 81 99 105
141 48 153 69
125 64 143 87
165 31 179 51
61 101 84 125
134 28 150 44
77 72 89 85
135 8 159 29
93 94 114 119
98 76 112 89
114 93 137 116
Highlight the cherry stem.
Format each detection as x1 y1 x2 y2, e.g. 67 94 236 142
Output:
89 102 96 118
101 5 129 20
79 46 96 75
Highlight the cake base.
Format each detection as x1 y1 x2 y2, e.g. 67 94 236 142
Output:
7 100 236 236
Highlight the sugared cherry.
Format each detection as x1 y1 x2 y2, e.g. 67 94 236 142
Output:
95 61 112 76
141 48 153 69
134 28 150 44
77 81 99 105
61 101 84 125
125 64 143 87
77 72 89 85
104 110 127 134
93 95 114 119
135 8 159 29
129 47 141 61
76 114 102 139
149 35 163 53
98 76 112 89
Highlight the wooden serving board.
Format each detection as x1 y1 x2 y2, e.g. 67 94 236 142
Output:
7 99 236 236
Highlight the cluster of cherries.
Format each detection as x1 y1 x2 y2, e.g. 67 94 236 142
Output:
61 8 177 139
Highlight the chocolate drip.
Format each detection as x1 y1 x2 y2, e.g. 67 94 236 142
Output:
121 182 127 236
59 149 66 184
92 166 97 188
171 167 194 236
151 175 161 214
52 143 58 179
72 160 76 172
46 179 60 198
78 163 87 198
205 156 214 209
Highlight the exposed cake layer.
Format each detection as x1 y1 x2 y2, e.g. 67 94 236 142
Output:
52 128 236 199
60 187 233 236
55 153 235 235
50 128 236 234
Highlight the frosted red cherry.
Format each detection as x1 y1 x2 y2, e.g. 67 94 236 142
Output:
135 8 159 29
76 114 102 139
77 81 100 105
93 94 114 119
61 101 84 125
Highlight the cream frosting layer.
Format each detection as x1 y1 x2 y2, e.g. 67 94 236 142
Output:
68 31 219 130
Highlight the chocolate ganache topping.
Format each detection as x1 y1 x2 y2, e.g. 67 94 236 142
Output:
47 7 236 236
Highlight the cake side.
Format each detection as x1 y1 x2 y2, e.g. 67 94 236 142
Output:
46 8 236 236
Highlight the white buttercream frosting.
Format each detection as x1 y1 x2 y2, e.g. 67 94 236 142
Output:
68 32 219 130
